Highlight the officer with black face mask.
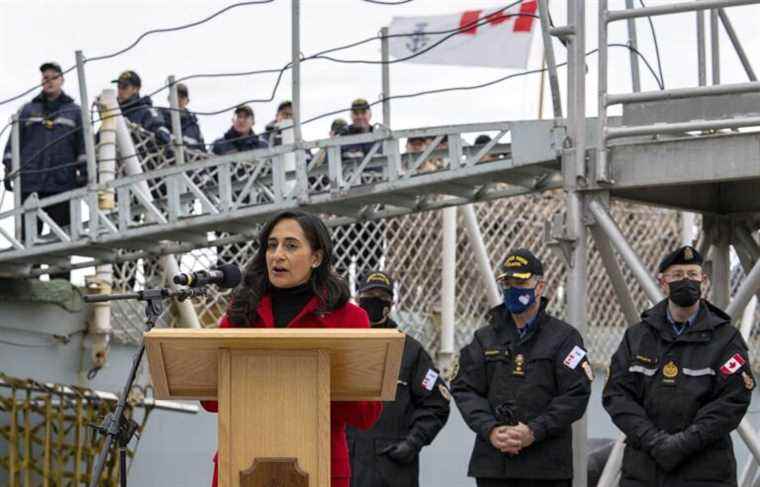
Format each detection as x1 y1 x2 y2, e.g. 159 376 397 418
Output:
347 271 450 487
452 249 592 487
603 245 753 487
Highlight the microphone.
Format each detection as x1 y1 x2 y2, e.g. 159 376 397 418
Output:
173 264 242 289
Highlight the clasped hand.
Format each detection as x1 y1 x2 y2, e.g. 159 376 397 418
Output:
489 422 534 455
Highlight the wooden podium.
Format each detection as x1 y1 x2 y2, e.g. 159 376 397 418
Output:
144 328 405 487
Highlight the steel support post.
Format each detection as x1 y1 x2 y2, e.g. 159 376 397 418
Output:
461 204 501 307
590 225 640 326
624 0 641 92
381 27 391 127
588 199 665 303
440 207 457 361
566 1 587 485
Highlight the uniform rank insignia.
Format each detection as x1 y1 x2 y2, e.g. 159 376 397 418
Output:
582 361 594 381
743 371 755 391
438 383 451 401
513 354 525 376
662 361 679 379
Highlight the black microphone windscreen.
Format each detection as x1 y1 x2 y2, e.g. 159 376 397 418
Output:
218 264 242 289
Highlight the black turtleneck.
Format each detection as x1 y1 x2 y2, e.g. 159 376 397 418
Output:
270 282 314 328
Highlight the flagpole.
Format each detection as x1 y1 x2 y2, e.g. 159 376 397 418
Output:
538 54 546 119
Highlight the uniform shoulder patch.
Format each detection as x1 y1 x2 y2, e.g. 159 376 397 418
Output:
445 354 460 382
743 371 755 391
422 368 439 391
438 383 451 401
582 361 594 381
563 346 587 370
720 353 746 377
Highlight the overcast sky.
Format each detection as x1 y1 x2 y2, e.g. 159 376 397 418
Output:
1 0 759 281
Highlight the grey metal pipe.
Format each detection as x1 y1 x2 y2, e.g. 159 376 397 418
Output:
589 199 665 303
537 0 564 121
596 0 610 184
596 436 625 487
738 419 760 466
608 0 759 22
567 2 588 484
711 9 721 84
697 10 707 86
291 0 302 143
718 8 757 81
624 0 641 92
712 228 731 309
606 115 760 140
591 225 640 326
606 81 760 105
167 75 186 166
461 204 501 307
726 250 760 320
75 51 98 191
10 114 21 241
739 456 758 487
381 27 391 128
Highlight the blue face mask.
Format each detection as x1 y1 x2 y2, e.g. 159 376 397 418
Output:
503 286 536 314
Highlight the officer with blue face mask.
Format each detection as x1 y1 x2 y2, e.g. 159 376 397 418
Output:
451 249 592 487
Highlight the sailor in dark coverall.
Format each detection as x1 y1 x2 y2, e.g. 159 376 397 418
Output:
603 245 753 487
347 271 450 487
452 249 592 487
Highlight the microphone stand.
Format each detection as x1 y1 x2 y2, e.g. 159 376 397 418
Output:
84 286 207 487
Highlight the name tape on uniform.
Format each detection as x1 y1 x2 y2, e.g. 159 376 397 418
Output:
422 369 439 391
720 353 746 376
563 346 587 370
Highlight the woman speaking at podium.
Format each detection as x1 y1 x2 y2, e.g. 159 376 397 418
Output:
201 210 382 487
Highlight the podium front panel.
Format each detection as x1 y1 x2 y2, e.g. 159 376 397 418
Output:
218 349 330 487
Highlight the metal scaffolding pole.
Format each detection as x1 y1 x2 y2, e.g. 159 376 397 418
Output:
588 199 665 303
75 51 97 190
537 0 564 121
624 0 641 92
10 114 21 241
566 1 587 485
461 204 501 307
697 9 707 86
590 225 640 326
712 222 731 309
167 75 186 167
711 9 721 84
718 8 757 81
380 27 391 128
440 207 457 360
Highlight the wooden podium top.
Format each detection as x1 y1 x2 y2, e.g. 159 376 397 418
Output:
144 328 405 401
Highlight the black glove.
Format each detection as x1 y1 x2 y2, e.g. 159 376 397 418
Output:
4 176 12 192
380 439 420 464
651 432 693 472
637 428 668 451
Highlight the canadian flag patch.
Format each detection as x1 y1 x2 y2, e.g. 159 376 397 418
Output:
720 353 746 376
563 346 587 370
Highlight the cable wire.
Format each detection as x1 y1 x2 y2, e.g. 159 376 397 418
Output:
0 1 275 108
638 0 665 89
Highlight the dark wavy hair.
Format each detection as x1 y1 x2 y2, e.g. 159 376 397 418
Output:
228 210 350 326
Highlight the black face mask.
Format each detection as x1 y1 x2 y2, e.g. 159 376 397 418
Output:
359 297 393 327
668 279 701 307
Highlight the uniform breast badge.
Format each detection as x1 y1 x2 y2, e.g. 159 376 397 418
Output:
513 354 525 376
